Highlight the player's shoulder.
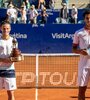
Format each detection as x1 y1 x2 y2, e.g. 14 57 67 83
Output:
10 36 17 42
75 28 84 35
0 36 13 41
9 36 14 41
10 36 13 39
0 36 2 41
75 28 84 33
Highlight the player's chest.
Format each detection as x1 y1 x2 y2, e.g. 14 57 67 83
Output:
0 41 12 51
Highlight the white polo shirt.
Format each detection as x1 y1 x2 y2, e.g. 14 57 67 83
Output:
0 36 14 70
73 28 90 68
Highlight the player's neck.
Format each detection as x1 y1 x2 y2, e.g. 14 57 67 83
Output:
84 26 90 30
2 35 10 40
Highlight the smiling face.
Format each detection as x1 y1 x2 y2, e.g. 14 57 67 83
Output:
1 23 11 38
84 14 90 27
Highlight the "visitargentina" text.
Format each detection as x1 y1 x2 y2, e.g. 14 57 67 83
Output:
52 33 74 39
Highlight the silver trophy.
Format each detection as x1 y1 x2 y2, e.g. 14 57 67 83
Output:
10 38 24 62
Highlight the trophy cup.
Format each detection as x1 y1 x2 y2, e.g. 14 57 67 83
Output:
10 38 24 62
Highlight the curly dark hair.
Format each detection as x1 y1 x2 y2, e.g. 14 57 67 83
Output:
83 9 90 18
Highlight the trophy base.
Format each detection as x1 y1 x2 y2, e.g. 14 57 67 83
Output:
10 55 24 62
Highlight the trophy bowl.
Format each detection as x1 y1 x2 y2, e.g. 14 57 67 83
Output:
10 48 24 62
10 38 24 62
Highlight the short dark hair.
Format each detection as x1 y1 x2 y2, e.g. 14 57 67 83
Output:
72 4 75 6
83 9 90 18
0 21 10 26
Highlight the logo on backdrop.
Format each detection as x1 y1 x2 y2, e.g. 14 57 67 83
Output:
0 33 27 39
51 33 74 40
11 33 27 39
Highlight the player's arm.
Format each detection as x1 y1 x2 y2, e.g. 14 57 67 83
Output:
72 43 81 54
72 43 88 55
0 58 12 63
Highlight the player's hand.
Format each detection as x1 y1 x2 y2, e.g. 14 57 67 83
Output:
3 58 12 63
80 49 88 55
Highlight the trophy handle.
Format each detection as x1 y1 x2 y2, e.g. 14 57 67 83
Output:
10 55 24 62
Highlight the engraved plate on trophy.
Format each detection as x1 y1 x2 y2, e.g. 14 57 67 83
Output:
10 38 24 62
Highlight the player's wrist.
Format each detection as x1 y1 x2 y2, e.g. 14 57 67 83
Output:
0 58 4 62
79 49 88 55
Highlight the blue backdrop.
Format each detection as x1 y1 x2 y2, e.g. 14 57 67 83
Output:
1 24 83 54
0 8 85 54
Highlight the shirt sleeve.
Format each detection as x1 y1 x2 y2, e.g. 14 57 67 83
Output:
73 32 79 44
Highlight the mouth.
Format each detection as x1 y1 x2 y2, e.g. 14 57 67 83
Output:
88 22 90 24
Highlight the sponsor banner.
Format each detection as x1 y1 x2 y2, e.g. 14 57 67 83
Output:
1 24 83 53
16 71 77 87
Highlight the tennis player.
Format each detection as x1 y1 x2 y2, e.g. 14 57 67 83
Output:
0 21 16 100
72 9 90 100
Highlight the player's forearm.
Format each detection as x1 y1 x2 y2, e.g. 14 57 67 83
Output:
72 44 81 54
0 58 11 63
72 48 88 55
0 58 6 62
72 49 81 54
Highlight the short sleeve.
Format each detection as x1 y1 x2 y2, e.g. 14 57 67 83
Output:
73 32 79 44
